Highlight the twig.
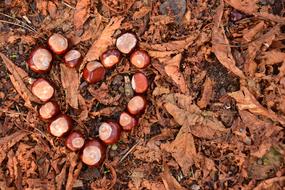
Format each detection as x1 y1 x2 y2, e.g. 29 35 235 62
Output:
0 19 36 33
119 140 141 163
0 12 38 33
62 1 76 9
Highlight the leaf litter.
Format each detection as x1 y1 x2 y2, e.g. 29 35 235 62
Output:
0 0 285 189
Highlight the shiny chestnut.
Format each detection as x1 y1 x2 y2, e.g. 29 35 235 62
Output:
80 139 106 167
99 122 121 144
131 72 148 94
64 49 82 68
65 131 85 151
82 61 106 84
48 114 72 137
27 47 52 73
100 49 121 68
130 50 150 69
127 96 146 115
119 112 138 131
48 33 68 55
39 101 60 120
116 32 137 54
31 78 55 102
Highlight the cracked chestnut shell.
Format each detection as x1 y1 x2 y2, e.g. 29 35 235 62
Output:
99 122 121 144
82 61 106 84
27 47 52 73
65 131 85 151
80 139 106 167
48 114 72 137
48 33 68 55
119 112 138 131
31 78 55 102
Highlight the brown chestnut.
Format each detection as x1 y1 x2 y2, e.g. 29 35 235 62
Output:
48 114 72 137
82 61 106 84
48 33 68 55
39 101 60 120
100 49 121 68
127 95 146 115
31 78 55 102
65 131 85 151
116 32 137 54
27 47 52 73
131 72 148 94
98 122 121 144
119 112 138 131
64 49 82 68
80 139 106 167
130 50 150 69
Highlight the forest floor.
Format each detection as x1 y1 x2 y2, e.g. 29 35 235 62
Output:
0 0 284 189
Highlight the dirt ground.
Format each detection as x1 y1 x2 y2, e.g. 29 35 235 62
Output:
0 0 285 190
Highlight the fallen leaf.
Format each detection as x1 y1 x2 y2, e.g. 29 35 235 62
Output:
132 6 151 20
161 124 196 175
160 163 187 190
60 64 79 109
66 153 82 190
243 21 265 42
88 83 121 105
259 50 285 65
164 54 188 94
197 77 213 109
229 86 285 125
74 0 90 31
212 2 245 79
84 16 123 63
47 1 57 18
0 52 41 108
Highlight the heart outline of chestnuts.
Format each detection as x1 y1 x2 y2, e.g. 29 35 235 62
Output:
27 32 150 167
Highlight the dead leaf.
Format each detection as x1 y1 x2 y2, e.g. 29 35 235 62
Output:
161 124 196 175
60 64 79 109
47 1 57 18
212 2 245 79
0 131 28 164
197 77 213 109
132 6 151 20
164 54 188 94
84 16 123 63
66 153 82 190
243 21 265 42
88 83 121 105
55 164 66 190
229 86 285 125
160 163 187 190
0 52 41 107
74 0 90 31
78 94 89 121
259 50 285 65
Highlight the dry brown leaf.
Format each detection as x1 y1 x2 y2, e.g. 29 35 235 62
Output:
0 52 41 107
229 86 285 125
164 54 188 94
55 164 66 190
132 6 151 20
36 0 48 16
84 16 123 62
0 131 28 164
163 103 227 139
160 164 187 190
74 0 90 31
212 2 245 79
60 64 79 109
88 83 121 105
225 0 285 23
197 77 213 109
243 21 265 42
259 50 285 65
47 1 57 18
78 94 89 121
161 124 196 175
66 153 82 190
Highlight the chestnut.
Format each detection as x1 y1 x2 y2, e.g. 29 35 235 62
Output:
116 32 137 54
98 122 121 144
82 61 106 84
27 47 53 73
64 49 82 68
80 139 106 167
48 114 72 137
130 50 150 69
39 101 60 120
31 78 55 102
119 112 138 131
131 72 148 94
127 95 146 115
65 131 85 151
48 33 68 55
100 49 122 68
